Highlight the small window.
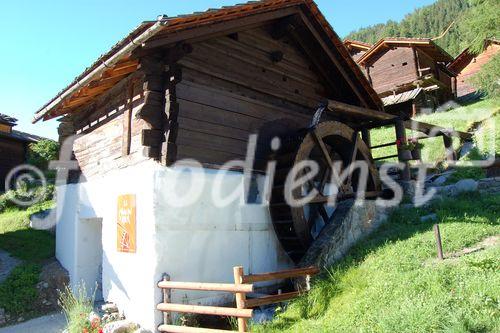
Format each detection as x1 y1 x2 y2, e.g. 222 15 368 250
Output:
402 62 408 66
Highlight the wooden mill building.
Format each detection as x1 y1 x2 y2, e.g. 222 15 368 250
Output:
448 39 500 100
0 114 43 192
33 0 390 330
356 38 456 116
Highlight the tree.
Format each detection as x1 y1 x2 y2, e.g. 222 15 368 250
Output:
458 0 500 54
27 139 60 171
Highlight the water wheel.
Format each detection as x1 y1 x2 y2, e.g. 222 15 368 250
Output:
269 121 381 263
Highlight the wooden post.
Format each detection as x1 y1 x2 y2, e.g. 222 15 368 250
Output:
433 224 444 260
233 266 247 333
162 274 171 325
361 128 371 148
395 119 411 181
443 134 456 161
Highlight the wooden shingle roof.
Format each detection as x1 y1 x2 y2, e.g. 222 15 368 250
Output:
34 0 383 123
357 37 454 65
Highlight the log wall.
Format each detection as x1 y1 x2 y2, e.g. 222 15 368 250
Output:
64 74 149 179
174 27 329 167
0 138 27 191
366 47 418 94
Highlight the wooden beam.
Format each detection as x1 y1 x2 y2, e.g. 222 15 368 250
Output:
243 291 301 308
241 266 319 284
121 80 134 156
158 325 235 333
143 7 300 50
156 303 253 319
326 99 395 121
295 12 371 108
157 280 253 293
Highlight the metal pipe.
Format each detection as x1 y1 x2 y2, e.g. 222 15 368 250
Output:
32 20 166 123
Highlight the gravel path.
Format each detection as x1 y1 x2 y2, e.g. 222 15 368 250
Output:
0 312 66 333
0 250 21 283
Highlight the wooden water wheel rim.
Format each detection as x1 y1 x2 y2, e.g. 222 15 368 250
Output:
270 121 380 263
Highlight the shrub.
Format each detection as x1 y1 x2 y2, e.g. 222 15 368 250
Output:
59 284 103 333
0 185 54 214
27 139 59 176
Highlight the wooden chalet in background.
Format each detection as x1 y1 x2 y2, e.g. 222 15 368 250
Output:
343 39 372 62
448 39 499 100
356 38 456 117
0 114 44 191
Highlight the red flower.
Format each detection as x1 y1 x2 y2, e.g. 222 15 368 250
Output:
98 329 103 333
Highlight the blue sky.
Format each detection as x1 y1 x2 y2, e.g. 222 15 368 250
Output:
0 0 435 139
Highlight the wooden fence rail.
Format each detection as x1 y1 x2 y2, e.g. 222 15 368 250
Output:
157 266 319 333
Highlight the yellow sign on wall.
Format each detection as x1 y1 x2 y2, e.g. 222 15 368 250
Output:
117 194 136 253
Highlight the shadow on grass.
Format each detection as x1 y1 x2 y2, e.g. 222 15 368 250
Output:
0 229 55 263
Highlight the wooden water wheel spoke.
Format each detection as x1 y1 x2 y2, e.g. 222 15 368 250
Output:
311 129 334 168
270 121 381 263
346 132 359 189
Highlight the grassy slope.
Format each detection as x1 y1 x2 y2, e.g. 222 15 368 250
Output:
0 201 55 317
371 99 500 163
256 193 500 333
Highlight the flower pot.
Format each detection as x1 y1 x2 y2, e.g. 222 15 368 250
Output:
399 150 413 161
411 148 422 160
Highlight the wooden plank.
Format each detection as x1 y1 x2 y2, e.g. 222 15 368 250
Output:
327 99 395 121
121 81 134 156
241 266 319 284
158 325 236 333
157 281 253 293
243 291 301 308
156 303 253 318
404 120 472 140
144 7 300 50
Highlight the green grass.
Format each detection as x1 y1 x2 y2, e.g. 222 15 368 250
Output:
371 98 500 164
255 193 500 333
0 201 55 320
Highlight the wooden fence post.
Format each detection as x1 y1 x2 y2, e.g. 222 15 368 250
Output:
395 118 411 181
233 266 247 332
162 274 171 325
434 224 444 260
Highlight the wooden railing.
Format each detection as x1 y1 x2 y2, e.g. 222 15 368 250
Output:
157 266 319 333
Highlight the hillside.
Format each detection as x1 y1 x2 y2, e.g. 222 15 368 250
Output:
345 0 499 57
256 193 500 332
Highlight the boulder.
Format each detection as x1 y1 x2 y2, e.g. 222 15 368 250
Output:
455 179 478 193
101 303 119 314
29 209 56 234
103 320 138 333
420 214 438 223
300 200 392 268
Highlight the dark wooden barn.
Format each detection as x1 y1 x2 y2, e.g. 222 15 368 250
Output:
356 38 456 116
33 0 383 178
343 39 372 63
0 114 43 192
448 39 499 100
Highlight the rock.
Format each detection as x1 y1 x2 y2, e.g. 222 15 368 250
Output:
103 320 138 333
102 303 119 314
300 200 393 268
133 329 152 333
0 250 21 284
433 175 448 186
455 179 478 193
29 209 56 234
420 214 438 223
0 308 6 325
17 317 23 322
252 306 277 324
